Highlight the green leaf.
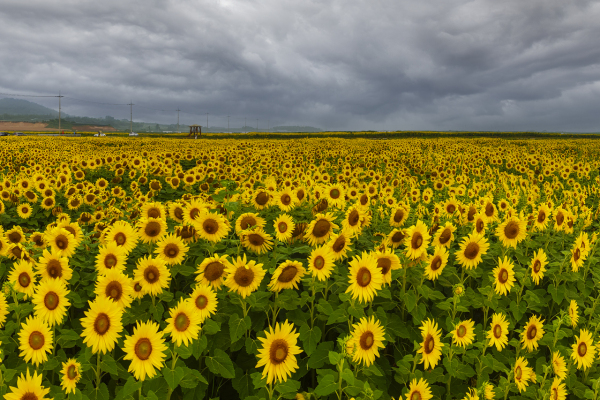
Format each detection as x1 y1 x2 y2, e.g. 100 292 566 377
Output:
405 290 417 312
341 368 355 385
328 351 343 365
299 324 321 356
232 368 253 399
57 329 81 348
121 376 143 398
314 373 338 397
163 366 184 390
43 358 60 371
326 308 347 325
275 379 301 396
179 367 207 389
205 348 235 379
308 341 334 369
229 313 251 344
175 342 193 359
202 319 220 335
91 383 110 400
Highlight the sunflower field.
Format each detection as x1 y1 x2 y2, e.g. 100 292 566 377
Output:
0 136 599 400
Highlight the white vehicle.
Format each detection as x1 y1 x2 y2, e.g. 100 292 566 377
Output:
129 132 139 136
93 133 99 137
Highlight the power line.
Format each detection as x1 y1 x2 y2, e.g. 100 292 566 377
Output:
0 92 59 98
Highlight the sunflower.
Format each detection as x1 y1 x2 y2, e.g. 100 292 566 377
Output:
514 357 531 392
134 256 171 297
168 201 185 223
452 319 475 348
0 292 9 328
487 313 510 351
424 246 449 281
552 351 567 380
432 221 456 248
373 248 401 285
192 211 231 243
4 369 50 400
45 227 77 257
389 204 409 227
251 189 271 210
164 298 202 346
60 359 82 394
273 214 295 242
81 296 124 354
481 200 498 223
327 229 352 260
534 203 551 231
404 220 431 260
123 320 168 381
417 318 444 369
32 278 71 326
492 256 516 296
342 205 363 237
307 245 336 281
59 221 84 245
255 320 303 384
95 269 133 309
154 233 189 266
95 242 127 275
189 284 218 322
141 202 166 220
404 378 432 400
529 249 547 285
570 244 586 272
224 254 266 298
569 300 579 327
6 226 25 244
16 203 33 219
571 328 595 370
195 254 230 289
36 248 72 282
521 314 545 352
235 212 266 234
484 384 495 400
496 215 527 248
0 236 9 257
18 315 53 366
137 217 168 244
304 212 338 246
29 231 47 249
40 196 56 210
8 260 37 298
455 232 490 270
241 228 274 255
553 206 567 231
345 251 383 303
105 221 139 254
269 260 306 292
347 315 385 367
550 377 567 400
387 228 406 249
275 189 296 212
324 183 345 208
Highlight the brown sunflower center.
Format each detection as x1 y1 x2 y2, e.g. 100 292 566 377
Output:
164 243 179 258
278 222 288 233
357 267 371 287
411 392 422 400
203 219 218 234
411 233 423 249
312 220 331 238
104 254 117 268
533 260 541 273
332 236 346 252
430 256 442 271
446 204 456 214
29 331 45 350
147 208 160 219
248 233 264 247
360 331 374 350
239 216 256 230
464 242 480 260
46 259 63 278
281 194 292 205
32 235 45 247
498 268 509 284
526 325 537 340
515 366 522 380
8 231 22 243
134 282 143 293
67 364 78 380
19 272 31 288
476 219 484 233
115 232 126 245
574 248 580 262
195 295 208 309
556 212 564 225
174 207 184 220
144 266 160 284
485 203 494 217
493 324 502 338
255 192 269 206
105 281 123 301
457 325 467 338
234 267 255 287
551 388 558 400
174 312 190 332
204 262 225 282
44 291 59 310
94 313 111 335
313 256 325 270
348 210 360 226
391 231 405 243
578 342 587 357
538 211 546 223
504 221 519 239
423 334 435 354
438 228 451 245
277 265 298 283
135 338 153 361
55 234 69 249
377 258 392 275
269 339 288 364
144 221 161 238
393 210 404 223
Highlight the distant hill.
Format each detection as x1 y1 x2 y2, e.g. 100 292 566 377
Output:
272 125 320 132
0 98 60 117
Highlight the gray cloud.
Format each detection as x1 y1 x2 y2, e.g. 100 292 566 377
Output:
0 0 599 131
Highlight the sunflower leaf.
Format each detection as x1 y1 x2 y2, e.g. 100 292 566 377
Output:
205 348 235 379
314 373 338 397
299 323 322 356
163 366 185 390
229 313 250 344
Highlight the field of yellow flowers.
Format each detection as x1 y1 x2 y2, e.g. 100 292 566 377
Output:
0 135 599 400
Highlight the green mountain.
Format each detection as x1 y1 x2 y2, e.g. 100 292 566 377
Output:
0 98 60 117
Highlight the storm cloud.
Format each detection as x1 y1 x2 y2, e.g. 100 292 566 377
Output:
1 0 599 131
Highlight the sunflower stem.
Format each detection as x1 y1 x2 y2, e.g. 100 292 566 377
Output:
336 359 345 400
96 352 102 390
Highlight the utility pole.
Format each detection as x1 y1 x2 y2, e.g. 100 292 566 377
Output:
227 115 230 132
245 117 246 133
128 101 134 133
176 108 180 133
268 118 269 132
58 91 64 133
206 113 209 131
256 119 258 131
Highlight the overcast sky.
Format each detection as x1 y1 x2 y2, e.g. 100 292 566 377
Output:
1 0 599 131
